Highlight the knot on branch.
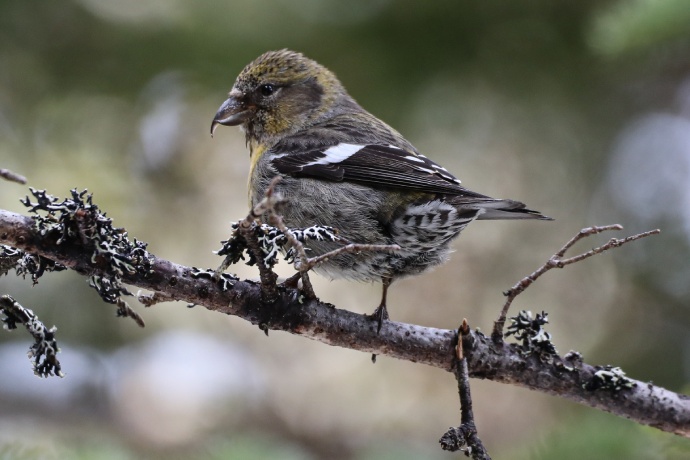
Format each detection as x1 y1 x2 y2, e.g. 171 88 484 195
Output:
439 425 474 453
439 424 489 459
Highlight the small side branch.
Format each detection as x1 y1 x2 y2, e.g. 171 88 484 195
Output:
440 319 491 458
237 178 282 303
0 168 27 184
492 225 660 341
0 295 63 377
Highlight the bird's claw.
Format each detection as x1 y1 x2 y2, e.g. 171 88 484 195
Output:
369 303 390 334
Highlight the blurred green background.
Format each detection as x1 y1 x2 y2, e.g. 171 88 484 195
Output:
1 0 690 459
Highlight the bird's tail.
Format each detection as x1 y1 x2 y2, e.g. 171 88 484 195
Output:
474 199 553 221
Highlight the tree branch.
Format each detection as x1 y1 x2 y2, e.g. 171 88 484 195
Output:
1 207 688 439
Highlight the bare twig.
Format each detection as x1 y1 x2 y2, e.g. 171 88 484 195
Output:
302 242 400 271
492 225 660 341
0 168 27 184
440 319 491 458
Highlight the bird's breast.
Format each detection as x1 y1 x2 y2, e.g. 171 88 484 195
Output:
247 142 270 206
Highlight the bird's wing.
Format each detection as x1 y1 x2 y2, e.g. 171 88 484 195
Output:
270 142 488 197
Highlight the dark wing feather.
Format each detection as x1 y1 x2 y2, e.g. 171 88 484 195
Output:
271 143 488 197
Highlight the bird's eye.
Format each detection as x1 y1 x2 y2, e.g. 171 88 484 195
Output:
259 84 275 96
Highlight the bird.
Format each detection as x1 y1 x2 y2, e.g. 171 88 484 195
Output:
211 49 551 331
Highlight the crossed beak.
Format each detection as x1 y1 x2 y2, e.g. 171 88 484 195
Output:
210 90 252 137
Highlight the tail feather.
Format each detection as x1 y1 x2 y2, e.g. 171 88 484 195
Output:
474 199 553 221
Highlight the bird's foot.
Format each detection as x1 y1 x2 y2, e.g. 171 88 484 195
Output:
280 271 318 300
369 305 390 363
368 303 390 334
281 272 302 289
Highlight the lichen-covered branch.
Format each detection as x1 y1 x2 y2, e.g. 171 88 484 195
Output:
0 294 63 377
1 206 688 438
11 188 150 326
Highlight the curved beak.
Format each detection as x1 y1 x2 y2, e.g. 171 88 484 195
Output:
210 90 252 137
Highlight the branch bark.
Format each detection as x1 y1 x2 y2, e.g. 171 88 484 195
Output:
1 208 689 438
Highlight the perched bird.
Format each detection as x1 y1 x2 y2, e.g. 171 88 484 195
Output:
211 49 550 330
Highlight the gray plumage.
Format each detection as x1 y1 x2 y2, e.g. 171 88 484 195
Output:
212 49 551 327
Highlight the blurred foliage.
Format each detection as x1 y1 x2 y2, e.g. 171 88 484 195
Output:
590 0 690 56
1 0 690 458
514 408 690 460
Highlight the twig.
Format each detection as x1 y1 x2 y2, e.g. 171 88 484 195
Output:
235 177 283 304
0 295 63 377
262 194 319 299
492 225 660 341
302 242 400 272
440 319 491 458
0 168 27 184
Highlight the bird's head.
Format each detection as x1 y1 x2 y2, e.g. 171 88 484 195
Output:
211 49 346 145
